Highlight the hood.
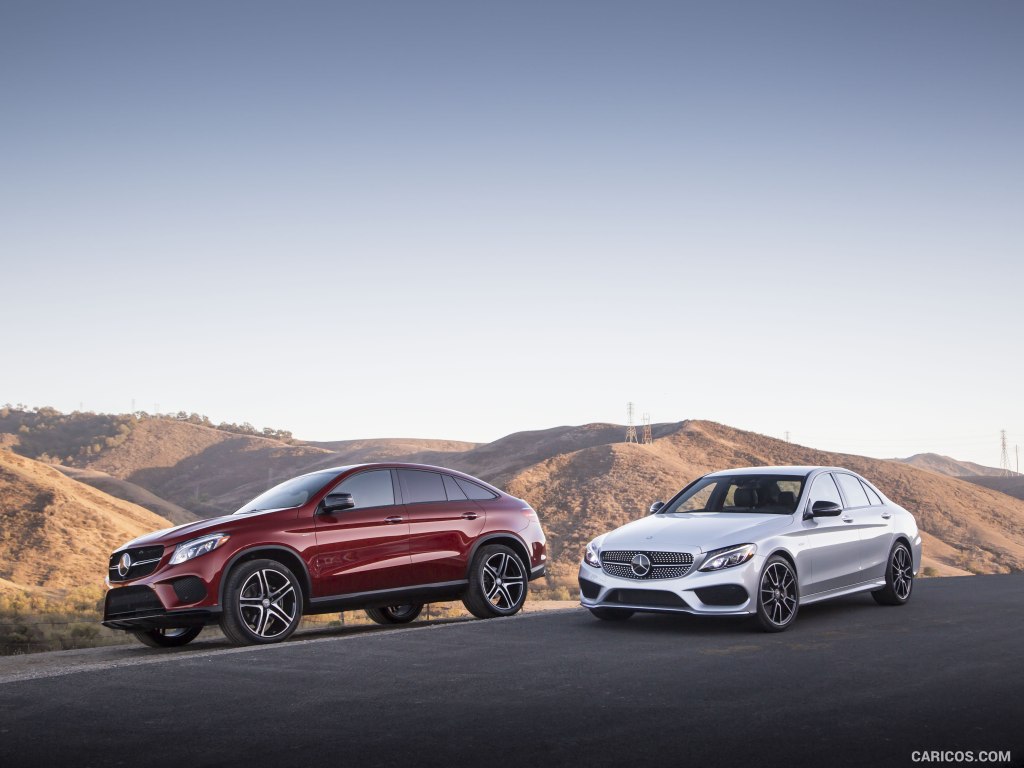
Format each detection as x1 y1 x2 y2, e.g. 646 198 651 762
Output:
598 512 793 554
117 507 294 551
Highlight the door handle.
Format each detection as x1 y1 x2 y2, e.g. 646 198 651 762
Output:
384 516 404 524
881 512 893 520
841 516 854 523
460 512 479 521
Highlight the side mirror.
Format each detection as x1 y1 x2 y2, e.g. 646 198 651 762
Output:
808 500 843 519
649 501 665 514
320 493 355 514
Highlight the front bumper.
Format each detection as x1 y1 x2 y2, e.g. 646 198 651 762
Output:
103 556 224 631
578 555 765 616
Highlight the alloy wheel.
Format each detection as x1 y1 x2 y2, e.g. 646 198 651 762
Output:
238 568 298 638
892 546 913 600
383 604 419 620
482 551 525 611
760 561 797 627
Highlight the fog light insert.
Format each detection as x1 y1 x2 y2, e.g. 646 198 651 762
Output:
171 576 208 604
695 584 749 606
579 578 602 600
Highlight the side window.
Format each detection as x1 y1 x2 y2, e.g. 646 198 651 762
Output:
454 477 498 500
443 475 468 501
400 470 447 504
835 473 871 508
333 470 395 509
861 480 883 506
808 473 843 507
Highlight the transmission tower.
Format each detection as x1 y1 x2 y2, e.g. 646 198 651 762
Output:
642 413 652 445
625 402 638 444
1000 430 1011 476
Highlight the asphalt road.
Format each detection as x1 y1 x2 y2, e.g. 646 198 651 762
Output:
1 575 1022 768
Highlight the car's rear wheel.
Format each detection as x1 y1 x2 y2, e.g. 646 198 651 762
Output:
755 556 799 632
365 603 424 625
588 608 634 622
872 542 914 606
131 626 202 648
462 544 528 619
220 559 303 645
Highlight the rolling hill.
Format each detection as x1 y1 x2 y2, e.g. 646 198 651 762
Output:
0 449 172 593
2 408 1023 595
896 453 1004 478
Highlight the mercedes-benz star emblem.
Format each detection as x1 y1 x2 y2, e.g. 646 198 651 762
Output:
630 553 652 577
117 552 132 578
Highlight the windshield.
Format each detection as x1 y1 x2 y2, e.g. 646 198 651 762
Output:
235 471 337 514
660 474 805 515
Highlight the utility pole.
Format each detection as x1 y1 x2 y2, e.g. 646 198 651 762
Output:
785 431 790 443
642 413 652 445
1000 430 1011 476
1017 445 1020 476
625 402 638 444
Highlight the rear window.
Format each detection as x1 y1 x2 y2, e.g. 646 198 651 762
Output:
861 481 883 506
455 477 498 500
835 473 870 508
399 470 447 504
443 474 468 501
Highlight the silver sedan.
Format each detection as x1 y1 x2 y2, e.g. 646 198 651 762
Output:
578 466 922 631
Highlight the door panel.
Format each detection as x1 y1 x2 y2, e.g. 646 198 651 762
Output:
312 469 412 596
799 473 863 595
834 473 892 582
399 470 485 584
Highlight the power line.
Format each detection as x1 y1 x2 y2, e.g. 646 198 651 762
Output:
642 413 652 445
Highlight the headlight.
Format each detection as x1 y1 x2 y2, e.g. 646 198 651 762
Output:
699 543 756 572
584 539 603 568
169 533 230 565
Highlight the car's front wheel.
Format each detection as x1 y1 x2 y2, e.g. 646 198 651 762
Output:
365 604 424 625
131 626 202 648
462 545 528 618
755 555 799 632
872 542 914 606
220 559 303 645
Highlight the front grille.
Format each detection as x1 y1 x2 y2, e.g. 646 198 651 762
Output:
172 576 208 604
108 545 165 582
606 589 686 607
601 550 694 580
105 585 164 618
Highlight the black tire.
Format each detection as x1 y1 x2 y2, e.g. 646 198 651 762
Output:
872 542 914 606
588 608 634 622
131 626 202 648
755 555 799 632
219 558 303 646
365 603 424 625
462 544 528 619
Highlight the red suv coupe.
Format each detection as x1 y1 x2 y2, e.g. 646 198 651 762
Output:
102 463 547 647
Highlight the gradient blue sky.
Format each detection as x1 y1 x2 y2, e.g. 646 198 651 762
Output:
2 1 1022 466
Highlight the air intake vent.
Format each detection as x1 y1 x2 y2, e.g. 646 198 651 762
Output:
579 578 602 600
104 586 164 618
172 576 208 604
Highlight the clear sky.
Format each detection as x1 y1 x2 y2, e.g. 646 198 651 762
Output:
1 1 1021 467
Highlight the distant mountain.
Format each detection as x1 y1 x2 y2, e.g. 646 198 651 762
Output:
896 453 1004 478
0 449 172 593
2 408 1023 592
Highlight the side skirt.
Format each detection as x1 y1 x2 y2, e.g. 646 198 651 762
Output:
307 580 469 614
800 579 886 605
